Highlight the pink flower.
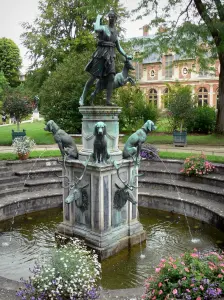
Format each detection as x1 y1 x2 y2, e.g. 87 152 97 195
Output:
220 263 224 267
152 296 156 300
186 289 190 292
190 253 198 258
159 290 163 295
182 277 186 280
217 274 223 278
196 297 201 300
172 289 178 295
193 248 198 251
184 267 190 272
221 269 224 273
158 282 163 288
173 264 177 269
200 285 204 291
161 259 166 263
155 267 161 273
217 288 222 294
181 261 185 265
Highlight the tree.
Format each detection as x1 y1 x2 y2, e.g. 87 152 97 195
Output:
163 82 196 132
3 87 33 131
39 51 93 133
114 83 159 132
132 0 224 134
0 71 9 101
21 0 128 71
0 38 22 87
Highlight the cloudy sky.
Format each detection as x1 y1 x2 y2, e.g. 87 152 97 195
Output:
0 0 147 71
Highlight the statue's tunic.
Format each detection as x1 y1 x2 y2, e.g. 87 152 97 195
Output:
85 27 118 78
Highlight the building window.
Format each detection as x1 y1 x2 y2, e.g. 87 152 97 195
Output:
150 70 155 78
165 55 173 79
182 67 188 75
199 69 209 77
198 87 208 106
149 88 158 106
163 87 169 108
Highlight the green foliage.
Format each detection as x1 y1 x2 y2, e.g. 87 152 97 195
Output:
40 51 92 133
0 38 22 87
142 249 224 299
0 71 9 101
115 84 159 132
180 153 215 176
21 0 128 70
187 106 216 134
3 86 33 131
16 237 101 299
163 82 196 132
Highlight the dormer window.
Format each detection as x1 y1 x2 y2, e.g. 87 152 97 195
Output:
150 70 155 77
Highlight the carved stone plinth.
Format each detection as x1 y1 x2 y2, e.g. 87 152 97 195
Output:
78 106 122 161
56 159 146 260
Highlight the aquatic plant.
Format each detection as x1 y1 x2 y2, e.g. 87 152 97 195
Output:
142 249 224 299
180 153 215 176
16 237 101 299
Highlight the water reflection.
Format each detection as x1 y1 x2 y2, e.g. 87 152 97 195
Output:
0 207 223 290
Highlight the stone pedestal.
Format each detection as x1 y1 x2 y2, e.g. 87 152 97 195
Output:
56 106 146 260
78 106 122 161
32 110 40 120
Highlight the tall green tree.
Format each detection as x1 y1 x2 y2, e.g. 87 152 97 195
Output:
0 71 9 101
132 0 224 134
21 0 128 71
0 38 22 87
39 51 92 133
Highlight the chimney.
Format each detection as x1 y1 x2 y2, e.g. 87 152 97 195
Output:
143 25 149 36
158 26 167 33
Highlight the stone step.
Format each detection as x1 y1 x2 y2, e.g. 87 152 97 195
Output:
138 177 224 203
15 167 62 179
24 177 62 191
0 186 28 198
141 159 224 174
0 171 14 178
0 188 63 221
139 168 224 189
6 158 61 172
0 176 22 184
0 166 11 172
138 188 224 230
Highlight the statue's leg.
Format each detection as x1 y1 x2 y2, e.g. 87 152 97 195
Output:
79 76 96 106
90 79 102 106
106 74 115 106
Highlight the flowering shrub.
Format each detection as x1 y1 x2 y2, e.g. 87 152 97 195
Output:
12 136 36 154
16 237 101 299
142 249 224 299
140 144 159 160
180 154 215 176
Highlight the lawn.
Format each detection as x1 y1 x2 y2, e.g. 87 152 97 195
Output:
0 120 55 145
1 119 224 146
0 149 223 163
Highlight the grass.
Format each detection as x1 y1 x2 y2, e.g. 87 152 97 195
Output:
0 149 223 163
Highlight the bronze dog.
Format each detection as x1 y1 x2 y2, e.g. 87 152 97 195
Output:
93 122 110 163
122 120 156 159
44 120 78 159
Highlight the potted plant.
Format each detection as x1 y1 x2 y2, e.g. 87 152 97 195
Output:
3 89 33 141
12 136 36 160
163 82 196 146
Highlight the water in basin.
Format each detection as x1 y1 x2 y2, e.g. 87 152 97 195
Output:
0 207 223 289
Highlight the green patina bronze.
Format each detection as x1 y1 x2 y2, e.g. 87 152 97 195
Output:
79 10 132 106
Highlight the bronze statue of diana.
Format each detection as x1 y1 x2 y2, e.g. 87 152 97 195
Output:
79 10 132 106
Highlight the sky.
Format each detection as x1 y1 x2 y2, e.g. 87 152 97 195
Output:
0 0 147 72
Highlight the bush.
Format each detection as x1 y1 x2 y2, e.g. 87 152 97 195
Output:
163 82 196 132
16 237 101 299
187 106 216 134
142 249 224 299
115 84 159 133
180 153 215 176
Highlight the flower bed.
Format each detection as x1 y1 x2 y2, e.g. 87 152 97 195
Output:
142 249 224 299
180 154 215 176
16 237 101 299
